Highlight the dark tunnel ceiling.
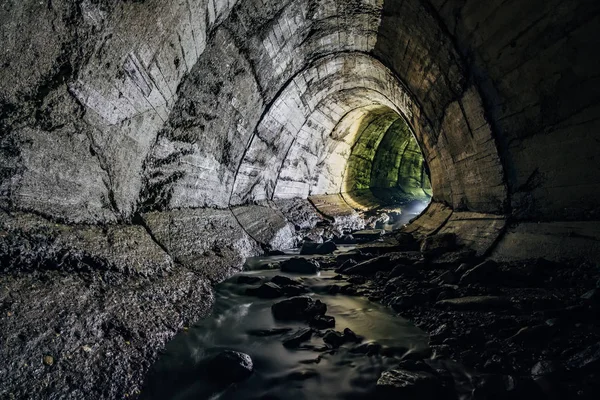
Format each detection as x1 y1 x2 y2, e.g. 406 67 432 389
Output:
0 0 598 225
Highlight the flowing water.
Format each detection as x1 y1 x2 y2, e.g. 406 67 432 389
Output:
142 253 430 400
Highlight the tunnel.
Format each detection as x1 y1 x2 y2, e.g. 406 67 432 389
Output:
1 0 599 399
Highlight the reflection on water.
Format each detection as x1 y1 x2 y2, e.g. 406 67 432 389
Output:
142 266 428 400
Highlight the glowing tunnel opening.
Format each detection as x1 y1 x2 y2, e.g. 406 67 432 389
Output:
334 105 431 213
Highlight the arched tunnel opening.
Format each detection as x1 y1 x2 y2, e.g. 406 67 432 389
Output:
1 0 599 399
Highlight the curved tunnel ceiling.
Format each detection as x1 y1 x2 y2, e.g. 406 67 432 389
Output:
1 0 598 228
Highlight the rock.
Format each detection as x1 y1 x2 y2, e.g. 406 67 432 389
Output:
432 271 458 285
246 282 283 299
43 355 54 366
271 296 326 321
420 233 457 257
390 293 429 311
567 342 600 371
455 263 472 275
351 342 382 355
207 351 253 382
435 296 512 311
281 285 308 296
373 213 390 229
347 275 367 284
581 288 600 304
376 368 445 398
270 275 298 286
508 324 553 344
335 258 358 273
326 284 341 294
323 330 346 348
282 328 313 348
389 264 419 279
429 324 452 344
342 255 394 276
343 328 362 343
237 275 263 284
459 260 499 284
280 258 320 274
531 360 564 377
247 328 293 337
309 315 335 329
300 241 338 255
352 230 384 240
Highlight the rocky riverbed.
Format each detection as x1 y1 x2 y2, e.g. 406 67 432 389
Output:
141 229 600 399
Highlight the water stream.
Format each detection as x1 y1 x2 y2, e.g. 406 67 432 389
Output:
142 252 430 400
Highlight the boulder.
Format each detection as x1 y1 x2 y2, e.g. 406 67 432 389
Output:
207 351 253 382
271 296 326 321
309 315 335 329
300 241 338 255
282 328 313 348
246 282 283 299
323 330 346 348
280 258 320 274
376 368 446 398
459 260 499 285
567 342 600 371
270 275 299 286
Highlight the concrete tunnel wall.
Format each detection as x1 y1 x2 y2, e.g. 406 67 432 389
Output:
1 0 600 263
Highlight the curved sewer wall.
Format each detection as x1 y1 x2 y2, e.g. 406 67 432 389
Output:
1 0 600 398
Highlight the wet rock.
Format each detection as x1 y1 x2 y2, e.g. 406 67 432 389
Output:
567 342 600 371
323 330 346 348
237 275 263 284
335 258 358 273
246 282 283 299
343 328 362 343
326 284 341 294
270 275 298 286
309 315 335 329
581 288 600 304
429 324 452 344
300 241 337 255
207 351 253 382
455 263 472 275
376 368 446 398
420 233 457 257
531 360 564 377
389 264 419 279
390 293 429 311
435 296 512 311
281 285 308 296
280 257 319 274
508 324 553 344
283 328 313 348
433 271 458 285
351 342 382 356
347 275 367 284
353 229 384 240
342 255 394 276
247 328 293 337
271 296 326 321
459 260 499 285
